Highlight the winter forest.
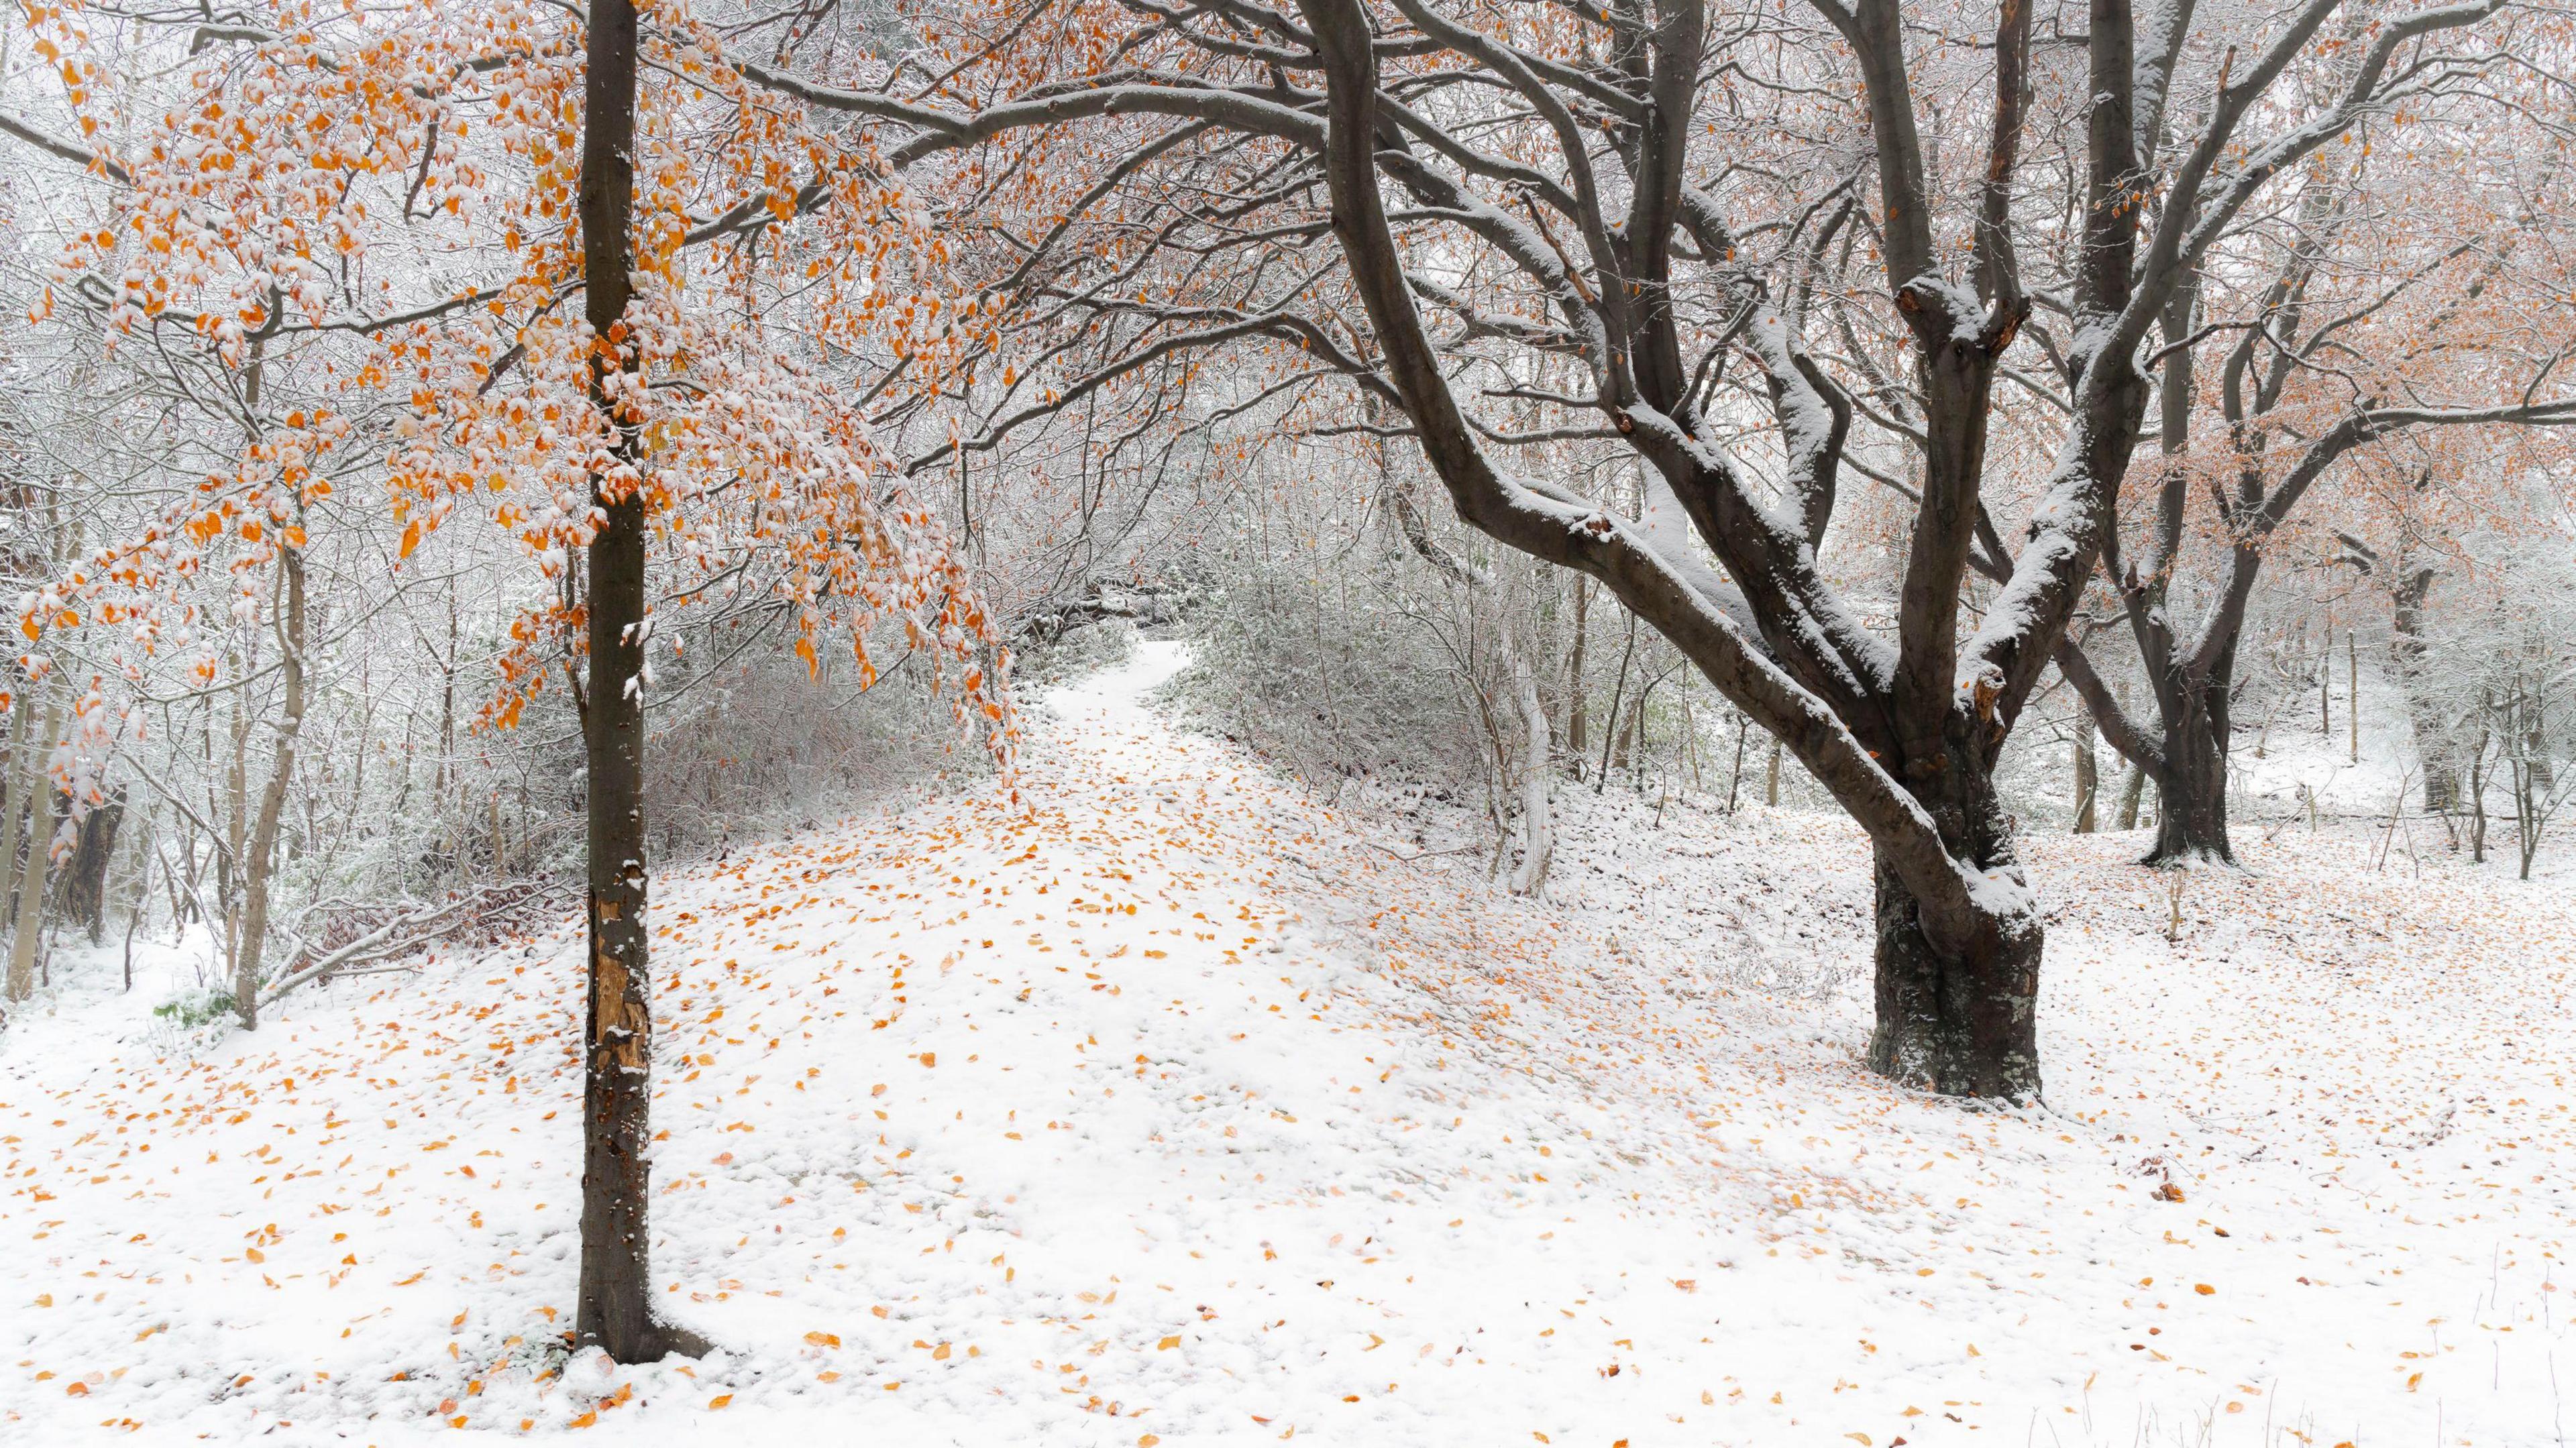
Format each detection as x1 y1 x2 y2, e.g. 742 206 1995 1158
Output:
0 0 2573 1441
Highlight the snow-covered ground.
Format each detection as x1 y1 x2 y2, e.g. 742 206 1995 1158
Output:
4 640 2572 1445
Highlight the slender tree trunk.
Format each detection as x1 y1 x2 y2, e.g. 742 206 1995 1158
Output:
576 0 702 1363
123 848 146 992
1562 574 1589 766
233 545 306 1028
1866 762 2041 1097
0 677 32 950
2514 756 2535 880
1505 625 1552 896
1724 715 1747 813
2072 712 2098 834
6 691 62 1001
2469 706 2491 863
2347 629 2359 765
2319 624 2332 740
2114 763 2144 830
1764 737 1781 807
1594 610 1635 793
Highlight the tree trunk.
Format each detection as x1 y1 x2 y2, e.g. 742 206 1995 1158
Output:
57 787 125 944
0 677 32 948
233 544 306 1029
1505 627 1552 896
1763 737 1781 807
575 0 702 1365
2388 560 2458 812
1594 609 1635 793
2469 707 2491 863
2114 763 2144 830
1724 716 1747 812
1562 574 1588 765
1866 767 2041 1098
1611 693 1640 777
2146 680 2235 865
2071 712 2098 834
6 691 62 1001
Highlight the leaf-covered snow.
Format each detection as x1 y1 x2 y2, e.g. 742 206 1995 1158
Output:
3 642 2569 1445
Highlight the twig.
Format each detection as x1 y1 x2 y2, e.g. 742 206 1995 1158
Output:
1362 840 1481 865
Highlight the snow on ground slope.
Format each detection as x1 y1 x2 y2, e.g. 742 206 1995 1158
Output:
3 639 2572 1446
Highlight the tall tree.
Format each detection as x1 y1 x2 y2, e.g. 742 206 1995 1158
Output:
572 0 701 1363
738 0 2522 1096
6 0 1008 1357
2057 131 2575 862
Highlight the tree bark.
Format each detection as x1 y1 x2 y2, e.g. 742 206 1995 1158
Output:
233 543 306 1029
2146 677 2235 865
2469 710 2490 863
0 673 32 952
1594 609 1635 793
1562 574 1588 767
1505 625 1552 896
1866 763 2041 1097
2387 554 2457 812
5 690 62 1001
575 0 702 1364
1724 715 1747 813
57 787 125 944
2072 712 2098 834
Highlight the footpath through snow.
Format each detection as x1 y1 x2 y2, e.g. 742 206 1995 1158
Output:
3 640 2573 1445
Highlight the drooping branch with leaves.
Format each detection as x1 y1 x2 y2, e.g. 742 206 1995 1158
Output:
5 0 1013 1361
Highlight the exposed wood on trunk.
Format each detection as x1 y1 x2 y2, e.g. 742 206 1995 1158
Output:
574 0 705 1363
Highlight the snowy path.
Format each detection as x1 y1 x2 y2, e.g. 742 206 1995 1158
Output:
3 640 2572 1445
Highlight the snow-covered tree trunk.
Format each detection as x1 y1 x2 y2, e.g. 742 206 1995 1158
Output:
1868 751 2041 1097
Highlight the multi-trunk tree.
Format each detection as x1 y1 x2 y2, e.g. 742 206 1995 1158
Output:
736 0 2525 1096
2055 111 2575 863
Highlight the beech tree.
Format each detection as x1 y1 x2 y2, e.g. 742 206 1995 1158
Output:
731 0 2532 1096
7 0 1008 1359
2055 103 2576 863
